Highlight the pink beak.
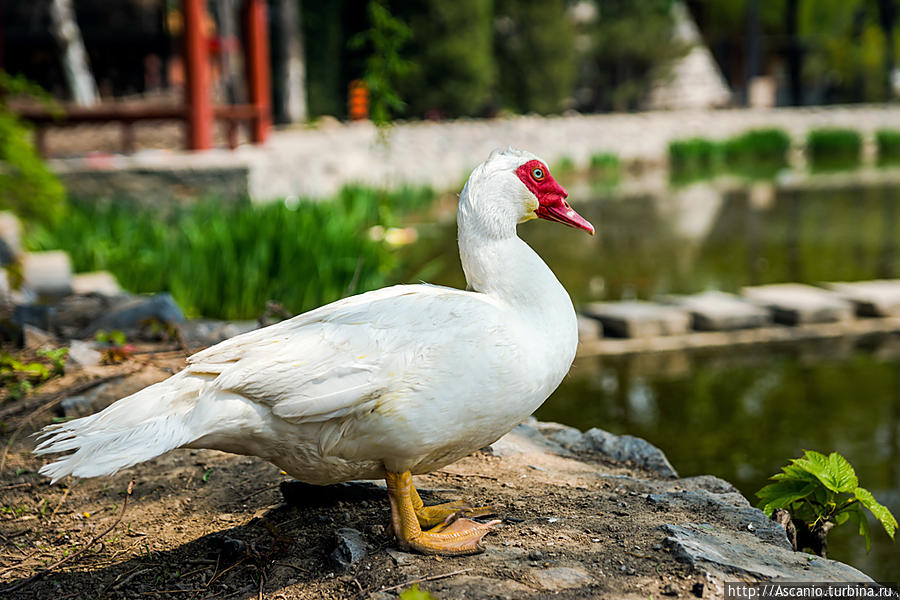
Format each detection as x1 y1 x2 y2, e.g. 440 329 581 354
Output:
536 196 595 235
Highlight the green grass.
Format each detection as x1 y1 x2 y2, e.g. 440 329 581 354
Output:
26 186 435 320
876 129 900 166
723 128 791 176
552 156 576 174
807 128 862 171
669 128 792 182
668 138 722 173
589 152 621 173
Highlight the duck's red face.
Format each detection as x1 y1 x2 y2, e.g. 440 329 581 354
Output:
515 159 594 235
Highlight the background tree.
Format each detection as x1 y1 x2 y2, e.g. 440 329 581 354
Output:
494 0 576 114
393 0 496 118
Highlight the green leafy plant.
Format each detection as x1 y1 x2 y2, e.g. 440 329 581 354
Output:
668 137 723 181
0 347 69 400
806 128 862 171
27 186 434 320
349 1 413 126
399 584 438 600
875 129 900 166
757 450 897 555
36 347 68 376
722 128 791 177
0 71 66 224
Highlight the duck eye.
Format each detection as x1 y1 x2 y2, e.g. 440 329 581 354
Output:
532 167 545 181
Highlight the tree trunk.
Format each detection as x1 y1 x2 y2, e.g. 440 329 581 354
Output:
784 0 802 106
271 0 307 124
48 0 99 106
745 0 762 107
877 0 897 100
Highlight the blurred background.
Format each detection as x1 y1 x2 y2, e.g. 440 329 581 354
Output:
0 0 898 584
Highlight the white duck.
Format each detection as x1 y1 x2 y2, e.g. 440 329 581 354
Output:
35 148 594 555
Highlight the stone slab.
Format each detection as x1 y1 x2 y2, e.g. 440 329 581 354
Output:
582 300 691 338
825 280 900 317
741 283 854 325
662 523 873 582
21 251 73 297
71 271 122 297
661 291 772 331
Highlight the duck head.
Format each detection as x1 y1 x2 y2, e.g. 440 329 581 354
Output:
458 148 594 239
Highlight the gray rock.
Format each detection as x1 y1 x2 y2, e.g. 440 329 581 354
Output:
22 324 55 350
661 523 873 581
574 428 679 478
81 292 184 337
530 566 595 591
533 420 585 449
385 548 416 566
678 475 740 495
490 422 571 457
741 284 854 325
179 319 259 345
660 291 771 331
647 489 790 548
330 528 367 570
13 304 56 332
66 339 102 368
582 301 691 338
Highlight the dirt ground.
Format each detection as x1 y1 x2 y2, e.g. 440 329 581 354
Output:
1 350 720 600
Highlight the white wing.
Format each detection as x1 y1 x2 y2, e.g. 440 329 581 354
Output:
186 284 513 424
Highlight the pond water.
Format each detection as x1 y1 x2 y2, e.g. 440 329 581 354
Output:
397 172 900 583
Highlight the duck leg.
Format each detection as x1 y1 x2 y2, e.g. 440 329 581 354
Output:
409 482 496 529
386 470 500 555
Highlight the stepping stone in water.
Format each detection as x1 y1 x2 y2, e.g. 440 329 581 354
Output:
581 300 690 338
741 283 854 325
824 280 900 317
659 291 772 331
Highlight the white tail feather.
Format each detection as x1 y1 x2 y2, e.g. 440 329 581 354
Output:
35 371 209 483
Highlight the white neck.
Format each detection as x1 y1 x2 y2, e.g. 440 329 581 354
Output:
456 186 577 348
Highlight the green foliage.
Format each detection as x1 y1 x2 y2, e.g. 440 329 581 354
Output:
584 0 685 111
875 129 900 166
396 0 496 117
399 585 438 600
757 450 897 552
1 347 67 400
494 0 575 114
350 1 413 125
26 187 435 320
95 330 128 346
723 128 791 166
552 156 576 174
668 138 723 179
590 153 621 171
36 347 68 376
0 72 66 224
807 128 862 171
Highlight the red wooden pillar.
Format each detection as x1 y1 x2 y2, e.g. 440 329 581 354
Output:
243 0 271 144
183 0 213 150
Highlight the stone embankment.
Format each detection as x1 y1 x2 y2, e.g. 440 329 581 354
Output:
49 104 900 202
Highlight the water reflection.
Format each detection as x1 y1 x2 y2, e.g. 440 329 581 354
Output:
537 336 900 583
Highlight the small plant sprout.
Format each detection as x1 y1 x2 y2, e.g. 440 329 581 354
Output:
757 450 897 555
